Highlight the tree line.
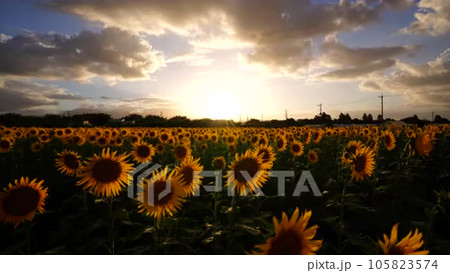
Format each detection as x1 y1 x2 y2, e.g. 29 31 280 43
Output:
0 112 447 127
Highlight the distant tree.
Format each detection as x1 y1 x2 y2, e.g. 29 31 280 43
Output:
123 114 143 123
44 114 66 127
72 113 111 126
142 115 167 127
337 113 352 124
168 116 191 127
433 114 449 124
0 113 22 126
377 114 383 123
313 112 332 125
362 113 373 123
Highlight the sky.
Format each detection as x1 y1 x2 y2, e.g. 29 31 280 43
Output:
0 0 449 121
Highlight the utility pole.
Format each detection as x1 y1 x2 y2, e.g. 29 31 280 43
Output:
285 109 288 120
318 103 322 115
378 93 384 122
431 111 434 122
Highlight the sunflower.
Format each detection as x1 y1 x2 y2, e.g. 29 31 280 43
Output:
173 144 191 161
414 133 434 156
312 130 323 144
341 140 364 165
38 134 52 143
226 149 269 195
155 143 165 154
0 177 48 228
159 132 170 143
132 140 155 163
290 140 304 156
136 167 184 220
55 150 83 176
252 208 322 255
378 223 429 255
254 144 276 169
212 156 226 170
55 129 65 138
350 146 375 182
382 131 396 151
31 141 44 153
0 137 14 153
77 148 133 197
275 136 287 152
174 156 204 196
96 136 108 147
308 150 319 164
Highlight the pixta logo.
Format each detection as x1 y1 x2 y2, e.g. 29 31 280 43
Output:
127 162 322 203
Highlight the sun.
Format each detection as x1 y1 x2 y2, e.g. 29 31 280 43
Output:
203 90 242 120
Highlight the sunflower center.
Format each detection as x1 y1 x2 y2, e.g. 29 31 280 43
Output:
179 166 194 186
0 140 11 149
387 246 405 255
63 154 79 169
174 146 188 159
384 135 391 146
98 138 107 145
92 159 122 183
136 145 151 158
3 187 40 216
151 180 173 206
354 155 367 172
267 229 303 255
277 139 284 149
292 144 301 153
234 158 259 182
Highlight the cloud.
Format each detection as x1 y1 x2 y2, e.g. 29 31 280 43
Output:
43 0 407 75
400 0 450 36
317 36 418 79
379 0 415 11
360 48 450 107
0 28 165 81
0 79 87 113
166 49 214 67
68 97 178 118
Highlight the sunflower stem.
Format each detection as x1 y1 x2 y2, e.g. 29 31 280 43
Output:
337 166 347 254
154 217 159 243
25 221 32 254
108 196 115 255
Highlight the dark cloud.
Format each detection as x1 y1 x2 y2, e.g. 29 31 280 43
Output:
400 0 450 36
318 37 417 79
0 79 86 113
0 28 164 81
379 0 415 11
43 0 407 74
67 97 177 118
360 48 450 106
320 59 396 79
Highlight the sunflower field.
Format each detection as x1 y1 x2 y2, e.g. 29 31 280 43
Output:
0 124 449 255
